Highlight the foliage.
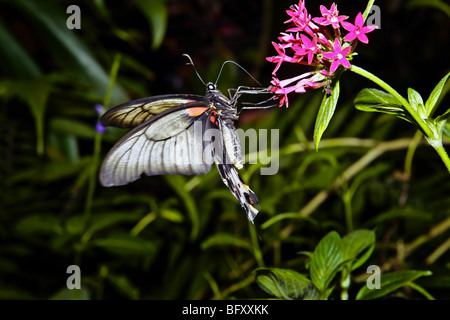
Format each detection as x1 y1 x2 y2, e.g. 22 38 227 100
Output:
0 0 449 300
255 230 433 300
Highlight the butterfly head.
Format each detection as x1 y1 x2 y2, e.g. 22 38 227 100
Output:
206 82 217 93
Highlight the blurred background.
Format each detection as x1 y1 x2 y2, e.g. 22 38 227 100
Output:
0 0 449 299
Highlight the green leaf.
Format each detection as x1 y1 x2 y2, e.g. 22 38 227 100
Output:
160 208 184 223
254 268 318 300
435 107 450 123
132 0 168 50
407 87 425 118
91 233 156 257
310 231 343 296
201 232 252 251
354 88 408 119
356 270 432 300
14 215 63 237
314 79 340 150
342 229 375 271
425 71 450 116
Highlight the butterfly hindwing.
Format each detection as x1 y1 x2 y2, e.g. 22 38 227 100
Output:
100 103 214 187
217 164 259 224
101 94 205 128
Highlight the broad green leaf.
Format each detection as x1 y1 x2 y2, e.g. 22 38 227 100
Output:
314 79 340 150
356 270 432 300
342 229 375 271
255 268 318 300
201 232 252 251
132 0 168 50
310 231 343 296
425 71 450 116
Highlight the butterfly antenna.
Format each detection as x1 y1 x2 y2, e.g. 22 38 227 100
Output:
215 60 262 86
183 54 206 86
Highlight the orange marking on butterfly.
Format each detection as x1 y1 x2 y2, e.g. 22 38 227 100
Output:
187 107 209 117
210 111 219 125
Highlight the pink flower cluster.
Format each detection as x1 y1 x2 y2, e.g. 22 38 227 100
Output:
267 1 377 107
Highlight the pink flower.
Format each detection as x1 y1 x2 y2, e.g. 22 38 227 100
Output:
267 42 287 74
285 1 310 31
300 34 319 64
266 2 376 107
322 38 351 73
313 4 348 29
341 12 377 44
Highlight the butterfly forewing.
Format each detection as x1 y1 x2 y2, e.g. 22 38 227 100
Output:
100 103 214 187
101 94 204 128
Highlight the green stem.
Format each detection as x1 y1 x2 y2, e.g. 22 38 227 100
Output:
435 144 450 172
83 54 122 223
362 0 376 21
343 193 353 233
249 222 265 268
404 131 423 175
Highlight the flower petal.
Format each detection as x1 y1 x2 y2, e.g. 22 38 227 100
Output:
355 12 364 27
341 21 355 32
344 32 357 42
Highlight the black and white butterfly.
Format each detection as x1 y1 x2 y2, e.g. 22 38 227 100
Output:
99 56 275 224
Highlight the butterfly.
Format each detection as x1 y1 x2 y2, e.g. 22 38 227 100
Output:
99 55 276 225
